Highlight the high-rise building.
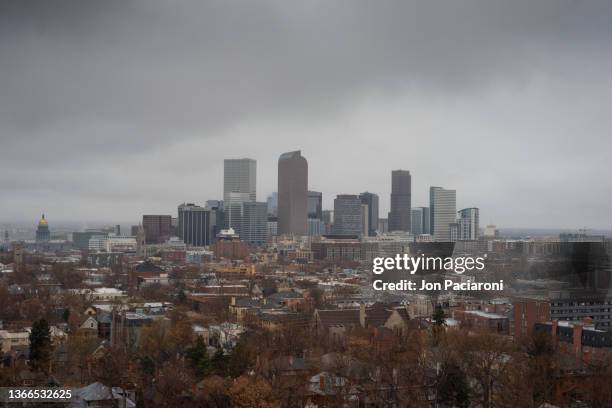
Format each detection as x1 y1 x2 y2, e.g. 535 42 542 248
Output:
449 222 459 242
224 158 256 231
421 207 431 235
73 230 106 250
266 192 278 217
226 192 251 235
361 204 369 237
35 214 50 243
359 192 379 236
457 208 480 241
410 208 424 235
307 191 323 220
429 187 457 242
410 207 431 235
322 210 334 234
178 203 211 247
388 170 411 232
378 218 389 234
332 195 363 237
278 151 308 235
241 202 268 244
205 201 225 241
223 158 256 203
308 218 324 236
142 215 172 244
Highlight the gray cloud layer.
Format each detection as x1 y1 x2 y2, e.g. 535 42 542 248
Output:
1 0 611 228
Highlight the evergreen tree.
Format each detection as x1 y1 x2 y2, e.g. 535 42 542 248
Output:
29 318 52 373
211 348 228 374
186 336 211 378
437 361 470 408
432 305 446 346
433 305 446 327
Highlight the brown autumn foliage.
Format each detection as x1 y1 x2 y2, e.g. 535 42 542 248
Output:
228 376 282 408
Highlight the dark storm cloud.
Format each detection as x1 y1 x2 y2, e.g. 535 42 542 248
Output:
1 0 611 227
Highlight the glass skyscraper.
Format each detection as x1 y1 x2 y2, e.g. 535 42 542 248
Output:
429 187 456 242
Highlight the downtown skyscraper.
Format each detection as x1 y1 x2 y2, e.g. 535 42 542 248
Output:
332 194 363 237
430 186 457 241
241 202 268 244
178 203 211 247
410 206 431 236
142 214 172 244
359 192 379 236
457 207 480 241
307 191 323 220
278 151 308 235
388 170 411 232
223 158 256 232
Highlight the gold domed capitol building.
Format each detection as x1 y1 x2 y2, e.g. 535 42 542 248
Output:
35 213 50 243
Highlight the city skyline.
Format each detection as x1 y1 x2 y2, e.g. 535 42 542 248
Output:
2 2 612 229
1 3 612 405
0 152 607 231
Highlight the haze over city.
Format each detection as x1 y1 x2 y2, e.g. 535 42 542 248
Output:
1 1 612 229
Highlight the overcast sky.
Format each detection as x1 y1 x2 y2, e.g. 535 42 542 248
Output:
1 0 611 229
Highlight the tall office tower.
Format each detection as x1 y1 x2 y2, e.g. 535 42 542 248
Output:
332 195 363 236
361 204 369 237
178 203 211 247
429 187 457 241
224 158 256 230
278 151 308 235
226 192 251 235
241 202 268 244
457 207 480 241
308 218 324 236
307 191 323 220
421 207 431 234
410 208 424 235
359 192 379 236
322 210 334 234
266 192 278 216
142 215 172 244
206 205 225 243
223 158 256 203
388 170 412 232
449 222 459 242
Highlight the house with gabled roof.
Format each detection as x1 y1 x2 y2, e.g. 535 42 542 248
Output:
312 302 412 339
